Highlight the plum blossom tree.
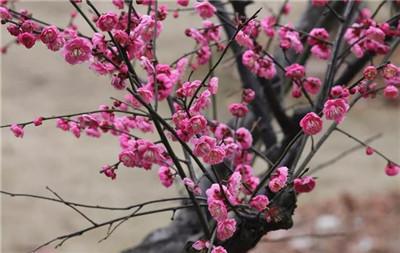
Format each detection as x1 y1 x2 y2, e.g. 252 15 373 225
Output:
1 0 399 253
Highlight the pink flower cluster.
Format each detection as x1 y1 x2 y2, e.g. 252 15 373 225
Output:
308 28 331 60
242 49 276 79
194 0 216 19
185 20 222 68
300 85 351 135
294 176 316 193
260 16 277 37
344 13 390 58
228 88 255 118
268 167 289 193
278 25 303 54
192 240 227 253
119 138 171 170
158 166 175 187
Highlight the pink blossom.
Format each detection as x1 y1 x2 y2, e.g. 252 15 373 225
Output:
300 112 323 135
206 183 227 202
158 166 174 187
124 94 141 108
279 26 303 53
330 85 348 98
250 195 269 211
268 167 288 192
7 24 20 36
0 7 11 20
311 44 331 60
21 20 39 33
227 171 242 197
323 98 349 124
202 20 221 42
229 103 248 118
385 163 399 176
235 127 253 149
135 117 153 133
303 77 321 95
177 0 189 7
188 115 207 135
285 63 305 79
268 177 286 192
365 26 385 42
242 88 255 103
235 164 253 181
206 77 219 95
261 16 276 37
102 165 117 180
282 3 291 14
194 136 216 157
363 65 378 80
40 25 59 44
203 146 225 165
186 28 208 46
291 83 302 98
191 90 211 113
217 218 236 241
10 124 24 138
308 28 329 46
33 117 44 126
183 178 201 195
63 37 92 64
196 45 212 66
47 36 65 51
112 0 124 9
211 246 227 253
192 240 209 251
312 0 328 6
194 0 216 19
383 85 399 99
294 176 316 193
243 50 276 79
243 176 259 194
214 123 232 140
85 127 101 138
365 146 374 156
137 87 154 103
17 32 36 49
111 76 127 90
208 200 228 221
96 12 118 31
236 30 253 49
276 167 289 181
258 56 276 79
242 49 257 68
119 150 137 167
56 118 70 131
113 30 130 46
69 122 81 138
92 33 107 52
90 61 114 75
382 64 398 79
177 80 201 98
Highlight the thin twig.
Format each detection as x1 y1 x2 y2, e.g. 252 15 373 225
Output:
46 187 97 226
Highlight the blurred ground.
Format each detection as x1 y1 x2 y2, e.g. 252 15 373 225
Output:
1 1 399 253
252 191 400 253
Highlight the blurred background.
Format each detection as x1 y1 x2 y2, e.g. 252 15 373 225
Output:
1 1 399 253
